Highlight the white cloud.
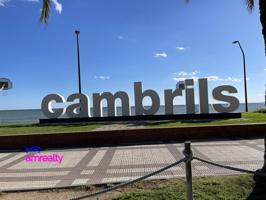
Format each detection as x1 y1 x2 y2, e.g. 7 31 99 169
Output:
94 76 110 80
205 76 242 82
264 68 266 71
51 0 62 14
173 76 242 82
256 93 264 98
175 70 199 76
173 77 199 82
206 76 220 81
1 0 40 7
118 35 124 40
226 77 242 82
0 0 10 7
176 46 185 51
173 71 243 83
177 71 188 76
173 70 200 82
154 52 168 58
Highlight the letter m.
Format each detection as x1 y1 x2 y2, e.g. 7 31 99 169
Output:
93 92 130 117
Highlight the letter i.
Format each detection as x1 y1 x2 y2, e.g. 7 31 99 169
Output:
198 78 209 114
185 79 195 114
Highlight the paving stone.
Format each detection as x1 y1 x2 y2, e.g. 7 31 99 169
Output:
0 153 11 160
80 170 94 175
87 150 107 167
194 146 264 162
71 178 89 186
0 171 69 177
0 180 61 190
0 154 25 167
194 166 210 170
0 139 264 191
9 151 88 169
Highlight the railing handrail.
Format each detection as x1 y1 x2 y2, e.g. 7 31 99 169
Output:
69 141 266 200
193 156 257 175
70 156 190 200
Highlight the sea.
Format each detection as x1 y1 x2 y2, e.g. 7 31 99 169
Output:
0 103 265 124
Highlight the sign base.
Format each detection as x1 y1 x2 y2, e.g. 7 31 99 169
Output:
39 113 241 124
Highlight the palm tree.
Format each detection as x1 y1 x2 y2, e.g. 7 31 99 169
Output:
245 0 266 172
40 0 266 53
247 0 266 55
40 0 51 24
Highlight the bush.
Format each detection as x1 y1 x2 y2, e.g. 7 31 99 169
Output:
254 108 266 113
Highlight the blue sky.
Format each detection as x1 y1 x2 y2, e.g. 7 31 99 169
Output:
0 0 266 110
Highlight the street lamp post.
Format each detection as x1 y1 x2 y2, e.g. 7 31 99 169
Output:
233 40 248 112
75 30 82 94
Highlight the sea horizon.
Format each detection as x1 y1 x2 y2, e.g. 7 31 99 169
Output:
0 102 265 124
0 102 265 112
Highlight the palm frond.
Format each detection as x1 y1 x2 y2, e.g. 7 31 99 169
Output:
40 0 51 24
246 0 255 12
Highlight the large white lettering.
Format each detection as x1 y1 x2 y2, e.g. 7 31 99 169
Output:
41 79 240 119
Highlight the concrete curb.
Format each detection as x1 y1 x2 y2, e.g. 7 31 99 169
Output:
0 123 265 150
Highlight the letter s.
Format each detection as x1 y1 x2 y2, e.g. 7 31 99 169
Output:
212 86 240 113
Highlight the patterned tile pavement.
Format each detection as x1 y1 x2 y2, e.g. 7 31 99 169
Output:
0 139 264 191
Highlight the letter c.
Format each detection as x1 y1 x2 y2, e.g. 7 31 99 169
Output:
41 94 66 119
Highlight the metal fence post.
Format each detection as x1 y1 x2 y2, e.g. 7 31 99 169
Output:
183 141 193 200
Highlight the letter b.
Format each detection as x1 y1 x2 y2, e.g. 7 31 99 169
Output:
134 82 160 115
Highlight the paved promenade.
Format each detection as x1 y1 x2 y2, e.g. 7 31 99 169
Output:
0 138 264 191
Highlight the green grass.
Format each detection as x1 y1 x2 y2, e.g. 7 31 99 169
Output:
146 112 266 128
0 112 265 136
113 175 254 200
0 123 101 136
0 175 258 200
